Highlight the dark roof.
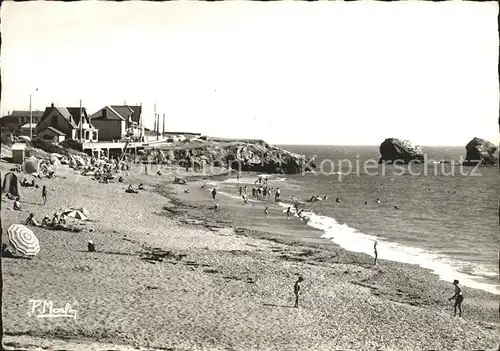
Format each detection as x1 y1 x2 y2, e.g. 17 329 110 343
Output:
2 110 44 118
40 126 66 136
89 105 141 123
89 106 123 121
39 106 81 130
67 107 89 126
110 105 133 121
129 105 142 124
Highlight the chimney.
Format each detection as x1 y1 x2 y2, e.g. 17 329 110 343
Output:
51 102 54 108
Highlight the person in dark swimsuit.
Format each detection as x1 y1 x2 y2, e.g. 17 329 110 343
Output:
42 185 47 205
448 279 464 317
294 276 304 308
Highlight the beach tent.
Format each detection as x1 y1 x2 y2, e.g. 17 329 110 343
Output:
2 172 22 197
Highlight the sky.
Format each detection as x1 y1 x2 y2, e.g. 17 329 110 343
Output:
1 1 498 146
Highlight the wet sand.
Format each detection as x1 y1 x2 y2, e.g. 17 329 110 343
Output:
1 162 499 350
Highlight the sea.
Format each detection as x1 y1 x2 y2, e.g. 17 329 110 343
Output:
214 145 499 296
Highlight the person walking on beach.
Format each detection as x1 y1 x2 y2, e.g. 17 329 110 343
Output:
373 241 378 265
286 206 291 219
264 206 269 217
42 185 47 206
239 186 243 196
448 279 464 317
212 188 217 201
275 187 281 201
294 276 304 308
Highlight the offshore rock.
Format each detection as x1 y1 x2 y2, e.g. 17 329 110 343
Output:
378 138 424 164
463 137 498 166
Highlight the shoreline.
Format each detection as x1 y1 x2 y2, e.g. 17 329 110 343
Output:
165 173 500 312
1 163 499 350
202 170 500 296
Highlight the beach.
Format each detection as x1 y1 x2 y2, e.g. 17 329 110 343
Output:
1 161 499 351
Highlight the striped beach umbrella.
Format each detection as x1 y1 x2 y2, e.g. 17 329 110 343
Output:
7 224 40 256
62 209 88 221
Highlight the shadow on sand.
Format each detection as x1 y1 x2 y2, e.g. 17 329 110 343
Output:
263 303 295 309
76 250 137 257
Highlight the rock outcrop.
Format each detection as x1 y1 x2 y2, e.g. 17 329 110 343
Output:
143 141 316 174
378 138 424 164
463 137 498 166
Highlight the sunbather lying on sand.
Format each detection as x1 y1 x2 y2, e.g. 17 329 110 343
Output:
42 215 51 227
5 193 17 200
1 243 16 258
25 213 40 226
126 185 139 194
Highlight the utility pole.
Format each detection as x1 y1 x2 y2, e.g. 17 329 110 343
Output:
79 99 83 142
156 113 159 140
154 103 157 137
162 113 165 138
29 94 33 140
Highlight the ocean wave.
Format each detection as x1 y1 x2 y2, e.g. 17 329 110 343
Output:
277 202 500 296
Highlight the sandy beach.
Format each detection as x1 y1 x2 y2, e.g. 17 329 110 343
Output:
1 161 499 351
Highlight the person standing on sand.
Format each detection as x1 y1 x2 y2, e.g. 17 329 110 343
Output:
286 207 291 219
373 241 378 265
264 207 269 217
448 279 464 317
212 188 217 201
294 276 304 308
42 185 47 206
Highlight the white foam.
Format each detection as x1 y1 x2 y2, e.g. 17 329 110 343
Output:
278 202 500 296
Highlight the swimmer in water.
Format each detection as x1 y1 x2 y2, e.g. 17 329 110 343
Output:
264 207 269 217
286 207 291 219
336 197 341 204
394 205 400 209
375 198 381 204
364 201 368 205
